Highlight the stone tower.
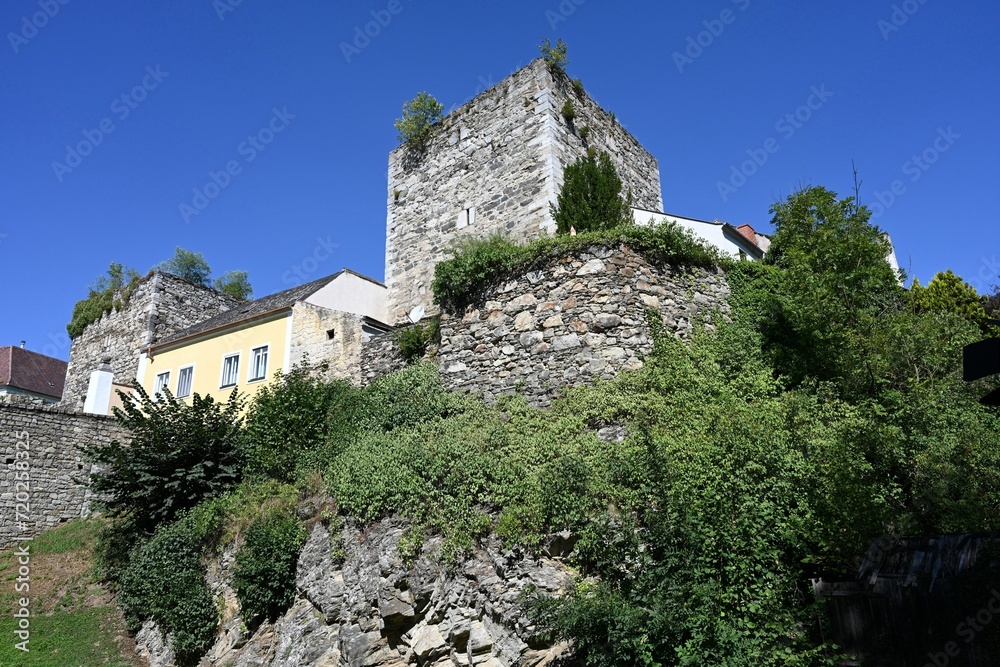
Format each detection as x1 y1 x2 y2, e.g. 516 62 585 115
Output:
384 58 663 324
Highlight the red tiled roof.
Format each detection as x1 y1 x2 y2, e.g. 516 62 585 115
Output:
0 347 68 399
736 224 758 247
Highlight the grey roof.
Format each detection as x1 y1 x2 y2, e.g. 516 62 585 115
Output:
151 269 382 350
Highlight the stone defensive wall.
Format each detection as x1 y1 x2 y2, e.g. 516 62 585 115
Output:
0 397 124 548
363 245 730 406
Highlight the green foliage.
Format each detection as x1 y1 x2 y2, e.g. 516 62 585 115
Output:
985 285 1000 318
66 262 141 339
214 269 253 301
393 316 441 364
910 269 987 321
552 151 633 235
571 78 585 97
754 186 906 396
118 515 217 667
156 247 213 286
561 98 576 123
394 91 444 145
432 222 730 313
81 383 244 539
232 512 306 627
538 37 568 73
240 361 350 481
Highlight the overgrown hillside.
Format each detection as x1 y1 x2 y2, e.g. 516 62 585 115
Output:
78 186 1000 666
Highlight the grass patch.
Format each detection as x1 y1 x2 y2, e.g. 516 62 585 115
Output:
0 519 141 666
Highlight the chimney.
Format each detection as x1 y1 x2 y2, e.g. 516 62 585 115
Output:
20 340 25 349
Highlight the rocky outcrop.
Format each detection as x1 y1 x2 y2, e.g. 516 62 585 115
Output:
136 519 575 666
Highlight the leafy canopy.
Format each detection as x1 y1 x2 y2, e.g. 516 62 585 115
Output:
80 384 245 538
394 91 444 145
910 269 987 321
214 269 253 301
156 247 212 286
552 151 634 235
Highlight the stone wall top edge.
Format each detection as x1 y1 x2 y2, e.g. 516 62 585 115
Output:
445 242 727 315
0 398 120 422
388 58 549 160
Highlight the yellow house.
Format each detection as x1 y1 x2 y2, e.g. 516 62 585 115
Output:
137 270 390 405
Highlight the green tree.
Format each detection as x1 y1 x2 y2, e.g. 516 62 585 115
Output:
551 151 634 234
80 384 245 538
156 247 212 286
758 185 904 393
214 269 253 301
910 269 987 321
986 286 1000 318
394 92 444 145
66 262 141 338
538 37 568 74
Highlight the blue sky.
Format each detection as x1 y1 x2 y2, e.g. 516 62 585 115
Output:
2 0 997 360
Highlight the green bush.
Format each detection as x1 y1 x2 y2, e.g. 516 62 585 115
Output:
118 516 217 667
538 37 568 74
81 384 244 539
431 223 730 313
232 512 306 627
393 316 441 364
394 91 444 145
552 151 633 235
561 98 576 123
67 263 141 339
240 361 351 481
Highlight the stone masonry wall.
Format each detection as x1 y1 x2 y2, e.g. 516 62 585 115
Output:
289 304 368 383
62 272 238 411
0 397 125 547
436 245 730 407
385 58 663 324
358 330 407 386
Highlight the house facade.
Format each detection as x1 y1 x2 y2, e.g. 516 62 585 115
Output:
137 269 389 405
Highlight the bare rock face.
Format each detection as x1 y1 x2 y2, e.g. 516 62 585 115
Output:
135 518 576 666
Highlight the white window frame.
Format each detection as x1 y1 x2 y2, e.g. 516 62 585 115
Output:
176 364 195 398
154 371 171 399
219 352 241 388
248 344 270 383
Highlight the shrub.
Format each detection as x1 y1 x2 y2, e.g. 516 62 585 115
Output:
394 92 444 145
81 384 244 538
538 37 568 74
214 270 253 301
66 263 141 339
232 512 306 628
431 223 730 313
571 78 585 97
118 515 217 667
155 247 212 286
240 361 351 481
552 151 633 235
393 316 441 364
561 98 576 124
